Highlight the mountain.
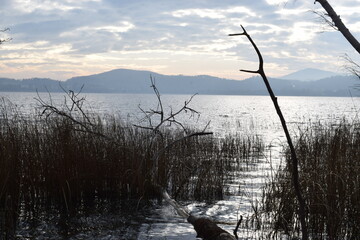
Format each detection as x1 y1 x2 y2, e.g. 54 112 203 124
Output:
0 68 359 97
279 68 342 81
0 77 63 92
66 69 242 95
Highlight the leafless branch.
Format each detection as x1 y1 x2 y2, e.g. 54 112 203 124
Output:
233 215 242 240
135 77 213 183
230 25 308 240
35 85 112 141
310 10 337 31
314 0 360 54
135 77 203 135
343 54 360 80
0 28 12 44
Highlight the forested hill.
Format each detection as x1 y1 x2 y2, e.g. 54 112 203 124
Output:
0 68 359 97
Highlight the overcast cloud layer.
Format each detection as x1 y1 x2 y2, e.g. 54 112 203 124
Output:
0 0 359 80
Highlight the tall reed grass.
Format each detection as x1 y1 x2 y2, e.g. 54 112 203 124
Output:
0 97 264 238
261 120 360 239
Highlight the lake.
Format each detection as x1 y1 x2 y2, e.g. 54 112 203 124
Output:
2 92 359 140
1 92 360 239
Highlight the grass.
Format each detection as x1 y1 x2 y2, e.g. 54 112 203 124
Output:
0 96 264 238
261 119 360 239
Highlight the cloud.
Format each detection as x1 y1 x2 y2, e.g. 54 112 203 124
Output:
0 0 359 80
286 22 318 43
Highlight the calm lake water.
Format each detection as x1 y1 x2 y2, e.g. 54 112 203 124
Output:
1 92 360 239
2 92 359 140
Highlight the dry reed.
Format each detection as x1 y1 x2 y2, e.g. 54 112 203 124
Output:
261 120 360 239
0 97 264 238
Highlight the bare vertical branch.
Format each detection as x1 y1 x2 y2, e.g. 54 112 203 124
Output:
150 75 164 122
229 25 308 240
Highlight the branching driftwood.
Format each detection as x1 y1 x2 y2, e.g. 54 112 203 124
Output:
229 26 309 240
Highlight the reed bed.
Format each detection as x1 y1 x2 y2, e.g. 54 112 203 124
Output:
261 120 360 239
0 97 264 238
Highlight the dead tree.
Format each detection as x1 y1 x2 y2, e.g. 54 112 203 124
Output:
312 0 360 80
229 26 308 240
314 0 360 54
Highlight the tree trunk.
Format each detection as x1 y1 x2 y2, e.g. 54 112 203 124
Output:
315 0 360 54
162 191 237 239
187 215 236 240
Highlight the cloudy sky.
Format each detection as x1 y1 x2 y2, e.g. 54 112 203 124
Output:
0 0 359 81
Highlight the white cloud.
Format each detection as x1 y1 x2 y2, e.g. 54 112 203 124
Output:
61 21 135 38
95 22 135 33
264 0 288 6
171 9 226 19
1 1 359 80
286 22 318 43
170 6 256 19
11 0 104 13
12 0 78 13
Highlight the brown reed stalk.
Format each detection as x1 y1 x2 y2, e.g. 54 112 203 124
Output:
262 120 360 239
0 89 265 239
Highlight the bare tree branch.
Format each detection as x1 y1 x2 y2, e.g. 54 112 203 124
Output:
135 78 202 135
0 28 12 44
314 0 360 54
233 216 242 240
343 54 360 79
135 77 212 182
230 25 309 240
310 10 337 31
35 86 113 141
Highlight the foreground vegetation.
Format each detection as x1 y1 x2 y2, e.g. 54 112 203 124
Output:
261 120 360 239
0 96 263 238
2 92 359 239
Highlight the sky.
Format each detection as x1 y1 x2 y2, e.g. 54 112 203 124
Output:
0 0 359 81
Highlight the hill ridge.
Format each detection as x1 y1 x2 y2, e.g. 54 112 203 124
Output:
0 68 358 97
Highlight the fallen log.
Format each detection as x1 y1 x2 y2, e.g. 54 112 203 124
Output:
162 190 237 240
187 215 236 240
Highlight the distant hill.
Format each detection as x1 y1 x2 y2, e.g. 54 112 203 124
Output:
0 68 359 97
279 68 342 81
0 77 63 92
